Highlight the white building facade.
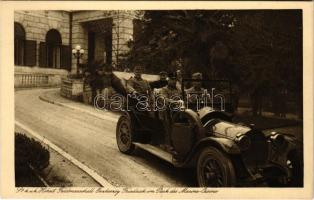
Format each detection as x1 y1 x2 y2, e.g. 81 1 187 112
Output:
14 10 137 88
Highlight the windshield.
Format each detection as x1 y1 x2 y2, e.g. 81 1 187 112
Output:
182 79 232 112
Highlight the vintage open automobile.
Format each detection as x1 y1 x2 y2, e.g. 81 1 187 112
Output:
115 79 303 187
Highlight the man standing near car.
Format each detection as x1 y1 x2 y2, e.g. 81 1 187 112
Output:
91 62 130 110
176 69 183 91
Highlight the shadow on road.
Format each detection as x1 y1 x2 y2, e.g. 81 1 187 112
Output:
132 148 197 187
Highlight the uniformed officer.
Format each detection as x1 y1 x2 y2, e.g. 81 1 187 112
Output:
89 62 129 110
94 68 105 99
150 71 168 89
82 70 93 104
176 69 183 91
102 64 113 90
159 72 182 106
100 64 115 108
185 72 208 109
158 72 183 152
127 65 151 96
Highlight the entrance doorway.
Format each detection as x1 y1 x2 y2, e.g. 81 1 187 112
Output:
84 18 113 68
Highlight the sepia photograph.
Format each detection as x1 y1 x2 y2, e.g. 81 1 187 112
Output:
0 1 313 199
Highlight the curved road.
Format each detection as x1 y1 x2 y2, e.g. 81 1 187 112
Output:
15 89 195 187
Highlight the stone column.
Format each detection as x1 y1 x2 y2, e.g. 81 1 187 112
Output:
112 11 135 69
71 21 87 74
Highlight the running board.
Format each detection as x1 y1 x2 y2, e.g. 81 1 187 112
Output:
133 143 173 163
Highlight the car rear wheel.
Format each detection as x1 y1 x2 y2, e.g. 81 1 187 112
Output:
116 115 135 154
197 147 236 187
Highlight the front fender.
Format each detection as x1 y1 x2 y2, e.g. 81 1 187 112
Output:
120 110 136 123
119 110 142 131
172 109 206 140
268 134 302 169
180 136 241 167
199 137 241 154
282 134 302 150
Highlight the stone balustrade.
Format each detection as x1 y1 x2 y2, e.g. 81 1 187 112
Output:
14 73 54 88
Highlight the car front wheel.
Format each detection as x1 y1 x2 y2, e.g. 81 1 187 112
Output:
116 115 135 154
197 147 236 187
286 150 303 187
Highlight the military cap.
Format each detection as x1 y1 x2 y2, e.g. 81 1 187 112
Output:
192 72 202 80
159 71 167 76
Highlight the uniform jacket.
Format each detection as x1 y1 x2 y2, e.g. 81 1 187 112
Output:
127 77 151 95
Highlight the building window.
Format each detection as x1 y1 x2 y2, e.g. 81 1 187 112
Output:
46 29 62 68
14 22 26 66
14 22 37 67
39 29 71 70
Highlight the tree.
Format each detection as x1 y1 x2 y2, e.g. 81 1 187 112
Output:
126 10 302 116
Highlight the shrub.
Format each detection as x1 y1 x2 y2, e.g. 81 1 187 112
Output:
15 133 50 174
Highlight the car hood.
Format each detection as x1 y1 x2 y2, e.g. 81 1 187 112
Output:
211 120 251 139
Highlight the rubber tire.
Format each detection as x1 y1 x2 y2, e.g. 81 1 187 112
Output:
287 150 303 187
197 147 236 187
116 115 135 155
266 150 303 187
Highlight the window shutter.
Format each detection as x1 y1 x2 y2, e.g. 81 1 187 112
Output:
14 39 25 66
61 45 72 71
39 42 47 67
24 40 36 66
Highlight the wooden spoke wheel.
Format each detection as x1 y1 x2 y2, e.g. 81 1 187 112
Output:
116 115 135 154
197 147 236 187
